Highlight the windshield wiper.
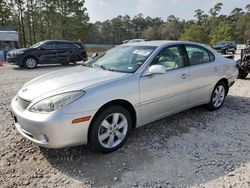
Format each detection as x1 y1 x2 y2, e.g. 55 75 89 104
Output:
93 64 114 71
82 63 91 67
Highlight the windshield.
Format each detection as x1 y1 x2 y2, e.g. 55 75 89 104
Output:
30 41 46 48
90 45 156 73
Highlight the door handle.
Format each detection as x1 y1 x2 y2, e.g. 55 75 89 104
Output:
180 73 189 79
213 67 218 72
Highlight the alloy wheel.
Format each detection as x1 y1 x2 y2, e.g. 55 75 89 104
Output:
25 58 37 69
212 85 225 108
98 113 128 149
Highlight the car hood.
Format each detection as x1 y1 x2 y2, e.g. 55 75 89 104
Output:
9 48 29 53
18 66 128 101
8 48 34 55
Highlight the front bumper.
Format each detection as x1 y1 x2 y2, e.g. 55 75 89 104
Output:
11 96 96 148
7 55 23 65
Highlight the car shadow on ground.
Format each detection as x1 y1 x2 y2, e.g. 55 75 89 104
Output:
40 94 250 187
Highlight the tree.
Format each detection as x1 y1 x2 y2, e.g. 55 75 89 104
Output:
144 26 162 40
194 9 208 24
210 22 234 44
161 15 184 40
0 0 12 25
181 24 209 43
209 3 223 17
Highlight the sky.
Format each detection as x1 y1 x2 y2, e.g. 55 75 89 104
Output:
85 0 249 22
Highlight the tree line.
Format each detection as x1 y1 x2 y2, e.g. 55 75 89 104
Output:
1 1 250 47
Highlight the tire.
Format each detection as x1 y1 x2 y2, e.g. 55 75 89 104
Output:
24 57 37 69
89 105 132 153
238 69 248 79
207 81 227 111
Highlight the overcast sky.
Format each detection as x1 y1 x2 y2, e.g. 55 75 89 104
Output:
85 0 249 22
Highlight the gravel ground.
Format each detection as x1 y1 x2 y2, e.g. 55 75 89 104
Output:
0 62 250 188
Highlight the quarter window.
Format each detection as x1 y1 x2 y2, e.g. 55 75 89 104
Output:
151 46 185 71
56 42 76 49
185 45 212 65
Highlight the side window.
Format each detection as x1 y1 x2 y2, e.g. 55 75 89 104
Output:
43 42 56 49
152 46 185 71
185 45 211 66
55 42 75 49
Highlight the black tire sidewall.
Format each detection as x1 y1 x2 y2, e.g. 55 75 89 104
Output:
89 105 132 153
208 82 227 111
238 69 248 79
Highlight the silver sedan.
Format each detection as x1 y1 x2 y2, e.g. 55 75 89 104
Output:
11 41 238 153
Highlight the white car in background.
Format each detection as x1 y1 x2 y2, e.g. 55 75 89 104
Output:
11 41 238 153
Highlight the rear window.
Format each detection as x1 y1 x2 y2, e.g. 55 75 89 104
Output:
73 42 85 49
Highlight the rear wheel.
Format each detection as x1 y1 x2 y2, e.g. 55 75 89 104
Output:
24 57 37 69
207 82 227 111
89 105 132 153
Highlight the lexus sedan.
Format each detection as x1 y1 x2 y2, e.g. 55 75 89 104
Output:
11 41 238 153
7 40 88 69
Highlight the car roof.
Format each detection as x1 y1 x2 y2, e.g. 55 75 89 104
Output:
122 40 208 48
42 40 79 43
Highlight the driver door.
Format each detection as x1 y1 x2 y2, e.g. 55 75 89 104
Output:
38 42 58 64
139 45 190 125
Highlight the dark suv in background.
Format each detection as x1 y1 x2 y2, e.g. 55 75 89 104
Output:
213 41 237 54
7 40 88 69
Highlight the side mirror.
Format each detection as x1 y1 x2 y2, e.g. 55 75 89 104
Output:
91 53 99 59
148 65 166 74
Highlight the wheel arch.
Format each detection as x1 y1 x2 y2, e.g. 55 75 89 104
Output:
217 78 229 94
88 99 137 141
23 55 39 65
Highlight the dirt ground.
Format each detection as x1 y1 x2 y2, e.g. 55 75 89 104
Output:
0 61 250 188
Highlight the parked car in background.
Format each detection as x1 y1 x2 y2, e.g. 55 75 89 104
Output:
11 41 238 153
213 41 237 54
7 40 88 69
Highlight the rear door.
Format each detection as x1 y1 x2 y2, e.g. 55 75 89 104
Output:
55 42 73 63
184 44 220 107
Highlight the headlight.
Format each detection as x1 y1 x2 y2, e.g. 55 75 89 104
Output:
29 91 85 113
13 51 24 55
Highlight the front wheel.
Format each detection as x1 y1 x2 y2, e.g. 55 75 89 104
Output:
89 105 132 153
24 57 37 69
207 82 227 111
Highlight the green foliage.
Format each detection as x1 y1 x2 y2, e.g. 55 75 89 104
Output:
180 24 209 43
0 0 12 25
210 22 234 44
144 26 162 40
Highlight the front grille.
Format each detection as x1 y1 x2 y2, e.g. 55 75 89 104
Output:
16 96 31 110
